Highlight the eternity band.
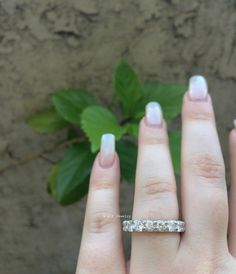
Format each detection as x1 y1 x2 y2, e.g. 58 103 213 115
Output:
123 219 185 233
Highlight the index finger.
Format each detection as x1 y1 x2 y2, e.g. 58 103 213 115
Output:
76 134 126 274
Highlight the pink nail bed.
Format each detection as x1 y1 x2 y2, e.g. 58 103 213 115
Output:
99 133 115 167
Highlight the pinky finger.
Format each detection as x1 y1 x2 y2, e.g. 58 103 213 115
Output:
76 134 126 274
228 122 236 256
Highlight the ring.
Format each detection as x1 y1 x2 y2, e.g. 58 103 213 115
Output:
122 219 185 233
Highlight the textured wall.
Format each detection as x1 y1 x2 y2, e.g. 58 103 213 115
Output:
0 0 236 273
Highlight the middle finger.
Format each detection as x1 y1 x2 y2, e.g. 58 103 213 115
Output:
130 102 179 274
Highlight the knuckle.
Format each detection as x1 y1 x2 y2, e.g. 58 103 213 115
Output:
87 210 115 234
91 179 114 191
142 176 176 198
142 136 167 146
187 108 214 121
189 152 225 180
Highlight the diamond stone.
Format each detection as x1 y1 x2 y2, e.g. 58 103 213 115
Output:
152 221 159 231
123 220 128 231
133 220 144 232
158 221 165 232
168 221 177 232
145 220 153 232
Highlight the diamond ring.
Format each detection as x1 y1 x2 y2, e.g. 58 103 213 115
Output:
122 219 185 233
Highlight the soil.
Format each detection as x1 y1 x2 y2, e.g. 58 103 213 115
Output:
0 0 236 273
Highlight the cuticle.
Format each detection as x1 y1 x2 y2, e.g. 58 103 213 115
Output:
144 117 163 128
187 91 209 102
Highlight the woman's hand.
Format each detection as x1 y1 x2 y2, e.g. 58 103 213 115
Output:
75 76 236 274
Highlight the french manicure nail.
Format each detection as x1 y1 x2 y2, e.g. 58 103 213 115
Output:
145 102 163 126
189 75 208 101
99 133 115 167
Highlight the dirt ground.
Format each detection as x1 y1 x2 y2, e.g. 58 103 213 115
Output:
0 0 236 273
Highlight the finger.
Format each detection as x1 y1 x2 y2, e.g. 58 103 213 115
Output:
130 102 179 274
228 123 236 256
76 134 126 274
181 76 228 251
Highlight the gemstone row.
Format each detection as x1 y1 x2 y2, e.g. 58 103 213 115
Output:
122 219 185 233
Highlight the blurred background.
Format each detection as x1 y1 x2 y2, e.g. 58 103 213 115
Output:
0 0 236 273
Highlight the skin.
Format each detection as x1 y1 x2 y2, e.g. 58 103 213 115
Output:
75 90 236 274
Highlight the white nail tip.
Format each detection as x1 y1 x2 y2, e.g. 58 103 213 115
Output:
145 101 163 126
189 75 208 100
101 133 115 151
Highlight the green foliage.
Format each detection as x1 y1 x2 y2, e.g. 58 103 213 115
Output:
134 83 186 122
169 130 181 174
81 106 126 152
27 59 186 206
124 123 139 138
48 143 94 205
52 89 98 124
116 140 137 183
27 108 68 133
114 60 144 116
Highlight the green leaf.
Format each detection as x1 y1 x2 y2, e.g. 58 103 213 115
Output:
114 60 144 117
48 163 59 195
52 89 98 125
53 175 90 206
81 106 126 152
27 108 68 133
135 83 186 122
48 143 94 205
124 123 139 138
57 143 94 203
117 139 137 183
169 130 181 174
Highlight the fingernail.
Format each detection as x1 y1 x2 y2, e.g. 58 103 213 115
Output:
234 119 236 128
145 102 163 126
99 133 115 167
189 75 208 101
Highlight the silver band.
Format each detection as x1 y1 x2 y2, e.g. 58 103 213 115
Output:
123 219 185 233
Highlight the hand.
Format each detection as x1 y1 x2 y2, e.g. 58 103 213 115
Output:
75 76 236 274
